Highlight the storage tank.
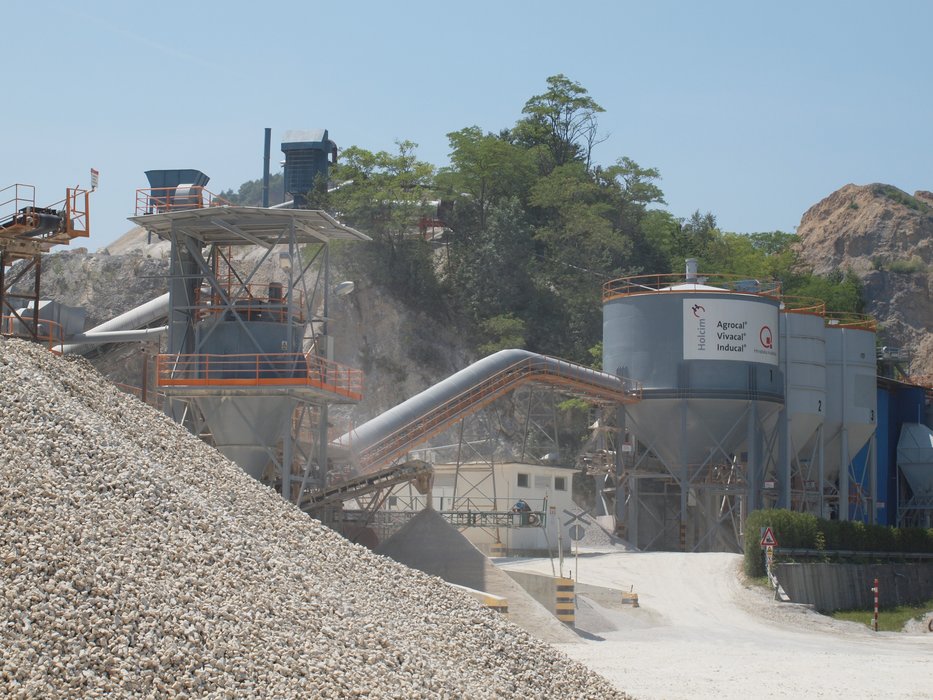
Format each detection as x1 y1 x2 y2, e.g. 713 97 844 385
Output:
603 261 784 550
776 299 827 510
822 313 877 520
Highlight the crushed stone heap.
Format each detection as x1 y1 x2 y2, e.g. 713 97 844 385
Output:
0 339 630 699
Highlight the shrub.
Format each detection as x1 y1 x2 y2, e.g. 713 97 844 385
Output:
744 509 818 576
743 509 933 576
887 256 925 274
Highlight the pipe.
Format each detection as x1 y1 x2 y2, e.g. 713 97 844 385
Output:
63 326 168 345
685 258 698 282
262 128 271 208
61 292 170 354
334 349 629 457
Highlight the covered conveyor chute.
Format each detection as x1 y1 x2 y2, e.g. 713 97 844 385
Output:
334 349 641 473
59 293 170 354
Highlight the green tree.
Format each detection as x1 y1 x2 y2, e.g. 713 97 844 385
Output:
436 127 534 231
515 74 606 170
328 142 444 309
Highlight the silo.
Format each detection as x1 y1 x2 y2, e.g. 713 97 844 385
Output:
822 313 877 521
775 299 827 512
603 261 784 551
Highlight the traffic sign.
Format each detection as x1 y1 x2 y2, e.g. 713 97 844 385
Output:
569 524 586 541
760 526 779 548
563 509 591 527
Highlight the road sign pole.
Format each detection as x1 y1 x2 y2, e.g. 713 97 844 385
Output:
575 537 579 583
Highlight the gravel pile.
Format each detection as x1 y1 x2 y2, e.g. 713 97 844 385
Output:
0 339 631 699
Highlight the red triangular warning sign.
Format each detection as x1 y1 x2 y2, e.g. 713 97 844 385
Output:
760 526 779 547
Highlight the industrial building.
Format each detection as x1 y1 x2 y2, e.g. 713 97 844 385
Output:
3 132 932 556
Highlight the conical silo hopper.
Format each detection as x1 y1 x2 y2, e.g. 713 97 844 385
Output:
194 396 297 479
897 423 933 505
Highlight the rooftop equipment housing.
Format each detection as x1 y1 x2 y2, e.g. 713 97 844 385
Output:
143 170 210 213
282 130 337 208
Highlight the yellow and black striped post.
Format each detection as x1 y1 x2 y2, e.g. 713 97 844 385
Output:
555 576 575 626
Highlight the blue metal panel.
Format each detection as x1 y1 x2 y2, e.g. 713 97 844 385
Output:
875 383 926 525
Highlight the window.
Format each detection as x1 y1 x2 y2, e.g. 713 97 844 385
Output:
517 473 529 488
554 476 567 491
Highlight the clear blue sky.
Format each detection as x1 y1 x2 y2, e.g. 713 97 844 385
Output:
5 0 932 250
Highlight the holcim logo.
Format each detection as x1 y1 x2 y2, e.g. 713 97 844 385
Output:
692 304 705 318
759 325 773 349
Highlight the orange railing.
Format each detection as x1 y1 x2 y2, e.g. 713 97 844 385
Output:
824 312 877 331
603 273 782 301
355 356 641 471
59 188 89 238
1 315 65 354
781 296 826 316
0 184 36 227
0 184 89 245
135 186 231 216
193 284 305 323
156 352 363 401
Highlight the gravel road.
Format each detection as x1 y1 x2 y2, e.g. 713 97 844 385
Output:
502 550 933 699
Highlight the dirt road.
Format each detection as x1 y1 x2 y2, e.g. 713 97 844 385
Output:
501 551 933 699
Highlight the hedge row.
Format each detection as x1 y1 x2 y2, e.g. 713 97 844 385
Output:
743 509 933 576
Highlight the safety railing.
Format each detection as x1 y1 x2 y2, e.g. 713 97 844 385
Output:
0 185 89 245
135 186 231 216
155 352 363 400
1 315 65 354
59 188 89 238
824 312 877 331
780 296 825 316
193 283 305 323
0 184 36 228
355 356 640 471
603 272 782 301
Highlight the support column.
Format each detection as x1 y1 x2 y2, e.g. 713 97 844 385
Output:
31 256 41 340
680 399 689 552
778 406 790 510
747 400 760 513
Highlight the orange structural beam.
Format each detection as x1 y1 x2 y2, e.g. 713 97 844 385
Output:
156 352 363 401
356 356 640 471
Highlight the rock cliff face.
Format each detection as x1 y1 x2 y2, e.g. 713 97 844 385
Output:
796 183 933 376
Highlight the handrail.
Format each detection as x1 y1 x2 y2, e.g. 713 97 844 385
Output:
824 312 877 331
0 185 90 253
1 315 65 354
193 284 304 323
603 272 782 301
780 296 825 315
155 352 363 401
0 184 36 224
135 186 231 216
353 355 640 471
